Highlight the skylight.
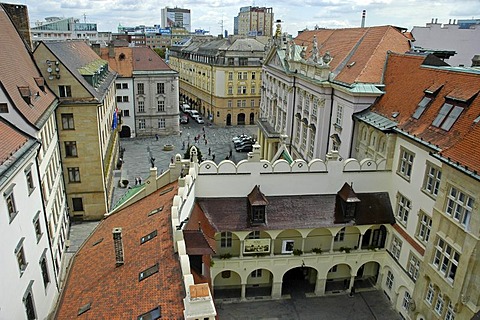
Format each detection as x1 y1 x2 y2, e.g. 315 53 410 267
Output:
139 263 159 281
432 103 453 127
77 303 91 316
137 306 161 320
432 102 464 130
441 106 464 130
412 96 432 119
140 230 157 245
148 206 163 216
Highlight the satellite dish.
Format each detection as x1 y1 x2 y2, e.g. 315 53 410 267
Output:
48 75 54 80
55 67 60 72
47 67 52 73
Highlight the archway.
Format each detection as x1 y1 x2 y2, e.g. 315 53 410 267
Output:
213 270 241 299
354 261 380 291
237 113 246 125
282 266 317 298
325 263 352 293
249 112 255 124
226 113 232 126
246 268 273 298
119 125 131 138
362 225 387 249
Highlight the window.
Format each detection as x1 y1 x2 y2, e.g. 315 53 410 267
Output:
220 231 232 248
250 99 255 108
423 163 442 197
58 85 71 97
228 86 233 95
425 283 435 305
33 211 42 241
137 306 161 320
396 193 411 225
237 86 246 94
15 238 27 274
251 86 256 94
435 293 445 315
157 100 165 112
417 212 432 244
138 100 145 113
40 253 50 288
158 118 165 128
408 253 420 281
228 100 232 108
139 263 159 281
227 58 234 65
402 291 411 310
252 207 265 224
64 141 78 157
335 105 343 126
242 100 246 108
157 83 165 94
116 96 122 102
334 228 345 242
397 148 414 180
67 167 81 183
302 125 307 149
72 197 84 211
385 270 394 290
5 188 18 221
251 72 256 80
243 72 248 79
228 72 233 80
247 231 260 239
23 282 36 320
123 109 130 117
25 169 35 194
251 269 262 278
412 96 432 119
221 270 231 278
61 113 75 130
122 83 128 89
390 236 402 260
432 103 464 131
433 238 460 282
0 102 8 113
445 301 456 320
137 83 145 94
237 100 241 108
446 186 473 228
139 119 146 129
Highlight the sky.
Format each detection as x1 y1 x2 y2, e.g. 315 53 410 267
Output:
20 0 480 36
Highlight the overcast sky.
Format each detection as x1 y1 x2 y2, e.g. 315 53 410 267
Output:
20 0 480 36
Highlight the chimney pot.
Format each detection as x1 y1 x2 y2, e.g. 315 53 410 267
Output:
113 227 124 267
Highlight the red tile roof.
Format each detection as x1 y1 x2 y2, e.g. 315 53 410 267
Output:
99 47 134 77
55 183 185 319
370 53 480 166
294 26 411 84
393 223 425 256
0 7 57 127
132 47 172 72
0 119 30 166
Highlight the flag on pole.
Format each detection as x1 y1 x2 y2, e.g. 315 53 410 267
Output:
112 107 118 130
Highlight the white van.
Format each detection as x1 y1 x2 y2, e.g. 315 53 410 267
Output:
181 104 191 113
190 110 199 119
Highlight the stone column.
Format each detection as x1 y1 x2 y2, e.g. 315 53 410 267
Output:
349 275 355 292
241 283 246 300
301 237 305 252
358 234 363 250
330 237 335 253
314 277 326 296
270 239 275 257
271 282 282 299
239 240 244 258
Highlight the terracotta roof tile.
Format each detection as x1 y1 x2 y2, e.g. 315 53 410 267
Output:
0 119 30 165
294 26 411 84
0 7 57 127
99 47 134 77
132 47 172 71
55 183 185 319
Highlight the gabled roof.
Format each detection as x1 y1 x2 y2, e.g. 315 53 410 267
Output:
294 26 411 84
99 47 134 77
132 46 173 72
0 118 31 167
370 52 480 151
39 40 116 102
54 183 184 319
0 7 57 127
248 185 269 206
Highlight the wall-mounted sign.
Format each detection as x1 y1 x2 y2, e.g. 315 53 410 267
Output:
281 240 295 254
244 238 271 254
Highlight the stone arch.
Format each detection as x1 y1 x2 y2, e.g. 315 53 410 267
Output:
274 229 303 255
226 113 232 126
353 261 380 291
119 124 131 138
249 112 255 124
282 266 318 297
304 228 331 253
246 268 273 298
325 263 352 293
361 225 388 249
237 113 246 125
213 269 242 299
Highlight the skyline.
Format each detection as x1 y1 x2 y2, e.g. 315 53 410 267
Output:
20 0 480 36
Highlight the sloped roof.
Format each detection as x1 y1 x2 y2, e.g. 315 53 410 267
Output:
440 124 480 175
248 185 269 206
40 40 116 101
132 46 173 72
0 7 57 127
54 183 184 319
99 47 134 77
294 26 411 84
0 118 31 166
370 53 480 151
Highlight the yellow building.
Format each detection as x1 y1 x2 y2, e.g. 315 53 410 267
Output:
169 37 265 126
34 40 119 220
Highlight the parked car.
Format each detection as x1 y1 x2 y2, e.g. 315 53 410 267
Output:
232 134 249 143
195 116 205 124
236 144 253 152
234 138 254 147
189 110 199 119
233 136 253 145
234 140 254 150
181 103 191 113
180 115 189 124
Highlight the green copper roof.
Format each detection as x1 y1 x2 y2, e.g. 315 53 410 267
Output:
78 59 107 75
111 184 144 210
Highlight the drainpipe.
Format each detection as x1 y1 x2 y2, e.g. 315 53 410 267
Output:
325 88 334 157
289 72 297 153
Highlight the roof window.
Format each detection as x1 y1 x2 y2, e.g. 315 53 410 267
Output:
140 230 157 245
432 102 464 130
412 96 432 119
137 306 161 320
92 238 104 246
148 206 163 216
139 263 159 281
77 303 91 316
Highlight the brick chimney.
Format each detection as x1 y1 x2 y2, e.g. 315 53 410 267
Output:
112 227 124 267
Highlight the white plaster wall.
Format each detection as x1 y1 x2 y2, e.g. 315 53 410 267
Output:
0 154 57 319
116 78 135 137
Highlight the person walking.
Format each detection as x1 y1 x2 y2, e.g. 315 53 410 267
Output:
155 134 158 141
208 147 211 155
212 153 215 162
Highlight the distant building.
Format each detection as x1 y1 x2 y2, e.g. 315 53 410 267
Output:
412 19 480 67
161 7 191 32
234 6 273 36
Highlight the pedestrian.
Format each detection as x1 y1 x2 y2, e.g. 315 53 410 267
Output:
208 147 211 155
229 149 232 157
138 177 142 184
135 177 138 185
182 141 185 150
225 155 229 160
203 133 206 139
202 126 205 132
171 157 174 164
205 139 207 145
155 134 158 141
212 153 215 161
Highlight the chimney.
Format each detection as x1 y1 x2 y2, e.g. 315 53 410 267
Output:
449 19 452 24
435 18 438 24
361 10 366 28
108 43 115 58
112 227 124 267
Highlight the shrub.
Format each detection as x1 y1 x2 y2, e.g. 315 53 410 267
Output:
293 249 303 256
220 253 232 259
312 248 322 254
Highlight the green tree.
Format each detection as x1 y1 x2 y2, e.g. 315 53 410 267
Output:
153 48 166 58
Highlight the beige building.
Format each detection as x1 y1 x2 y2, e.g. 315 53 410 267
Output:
33 40 119 220
234 6 274 36
169 37 266 126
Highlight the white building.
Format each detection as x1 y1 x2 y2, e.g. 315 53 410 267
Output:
234 6 274 36
161 7 191 32
411 19 480 67
0 120 57 320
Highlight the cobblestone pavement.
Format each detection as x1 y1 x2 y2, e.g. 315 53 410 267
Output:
111 121 258 207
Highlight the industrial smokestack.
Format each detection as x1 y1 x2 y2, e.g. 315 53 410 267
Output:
113 227 124 267
361 10 366 28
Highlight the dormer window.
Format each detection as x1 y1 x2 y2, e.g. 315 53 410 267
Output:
412 96 432 119
337 183 361 221
432 102 463 131
247 185 268 226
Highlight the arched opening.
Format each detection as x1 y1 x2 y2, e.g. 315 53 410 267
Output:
282 266 317 298
362 225 387 249
354 261 380 291
119 125 131 138
213 270 241 299
246 268 273 298
249 112 255 124
226 113 232 126
237 113 246 125
325 263 352 293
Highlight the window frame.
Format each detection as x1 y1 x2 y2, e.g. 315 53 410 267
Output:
64 141 78 157
5 187 18 222
137 83 145 95
67 167 81 183
395 193 411 225
72 197 84 212
334 227 345 242
385 270 394 290
390 236 402 260
156 82 165 94
39 250 50 289
61 113 75 130
15 237 28 275
58 85 72 98
158 118 166 129
250 269 262 278
425 282 435 305
157 100 165 112
33 211 43 242
407 253 420 282
23 281 37 320
397 147 415 181
445 186 473 228
220 231 232 248
422 162 442 198
416 211 432 244
138 119 146 129
24 167 35 194
433 237 460 282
